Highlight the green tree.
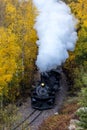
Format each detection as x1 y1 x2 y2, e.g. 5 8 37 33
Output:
77 87 87 129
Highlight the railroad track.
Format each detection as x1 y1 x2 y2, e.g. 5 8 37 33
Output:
12 109 43 130
11 72 67 130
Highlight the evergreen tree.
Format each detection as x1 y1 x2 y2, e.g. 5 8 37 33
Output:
77 87 87 129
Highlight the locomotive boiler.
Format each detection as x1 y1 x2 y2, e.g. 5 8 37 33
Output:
31 69 61 110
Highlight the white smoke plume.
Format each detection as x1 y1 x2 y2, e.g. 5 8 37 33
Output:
33 0 78 72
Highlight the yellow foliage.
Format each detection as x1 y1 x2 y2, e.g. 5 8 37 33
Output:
0 0 37 99
64 0 87 92
0 27 21 96
70 0 87 28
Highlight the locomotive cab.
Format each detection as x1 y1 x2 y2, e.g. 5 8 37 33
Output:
31 70 60 110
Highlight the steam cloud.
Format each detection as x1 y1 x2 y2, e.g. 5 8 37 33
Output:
33 0 78 72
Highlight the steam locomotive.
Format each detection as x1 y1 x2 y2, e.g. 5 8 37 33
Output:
31 69 61 110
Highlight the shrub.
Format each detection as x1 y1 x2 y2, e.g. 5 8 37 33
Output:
76 88 87 129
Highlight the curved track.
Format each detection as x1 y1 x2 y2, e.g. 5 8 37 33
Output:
12 110 36 130
11 72 68 130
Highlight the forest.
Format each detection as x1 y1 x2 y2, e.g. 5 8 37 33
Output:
0 0 87 129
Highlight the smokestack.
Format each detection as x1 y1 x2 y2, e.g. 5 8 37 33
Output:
33 0 78 72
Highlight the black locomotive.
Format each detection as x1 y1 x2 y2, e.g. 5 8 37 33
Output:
31 69 61 110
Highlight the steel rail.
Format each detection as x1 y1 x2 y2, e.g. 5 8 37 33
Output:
24 111 43 129
12 109 36 130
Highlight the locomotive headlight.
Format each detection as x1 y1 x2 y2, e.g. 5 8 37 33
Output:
41 83 45 87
